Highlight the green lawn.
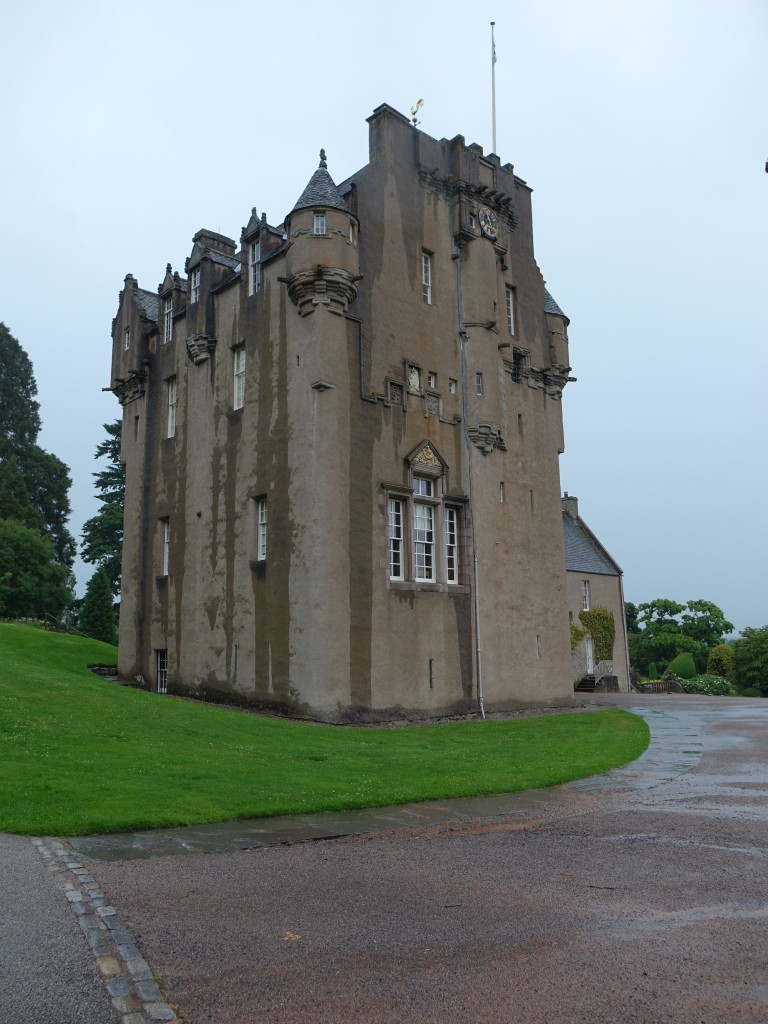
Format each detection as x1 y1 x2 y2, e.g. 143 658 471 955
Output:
0 622 649 835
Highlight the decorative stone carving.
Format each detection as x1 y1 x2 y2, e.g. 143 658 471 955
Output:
112 372 146 406
468 422 507 454
285 267 358 317
412 444 441 468
425 392 440 416
186 333 217 365
388 381 405 407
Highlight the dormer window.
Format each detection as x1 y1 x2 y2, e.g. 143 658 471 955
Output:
191 268 200 304
313 211 326 235
248 241 261 296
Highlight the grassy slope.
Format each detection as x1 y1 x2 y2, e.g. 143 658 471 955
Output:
0 623 649 835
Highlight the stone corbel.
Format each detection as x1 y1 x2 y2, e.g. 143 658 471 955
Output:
468 422 507 454
186 333 217 365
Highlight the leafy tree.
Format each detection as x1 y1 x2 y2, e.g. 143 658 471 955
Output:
707 643 735 682
628 597 733 677
81 421 124 595
78 567 117 645
625 601 639 635
733 626 768 696
0 323 76 568
0 519 72 618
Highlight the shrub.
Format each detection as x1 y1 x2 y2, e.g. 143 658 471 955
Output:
664 651 697 679
570 621 589 650
647 661 658 680
707 643 734 681
579 608 615 662
679 674 732 696
739 687 763 698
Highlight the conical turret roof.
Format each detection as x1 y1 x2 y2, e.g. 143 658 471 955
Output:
291 150 349 214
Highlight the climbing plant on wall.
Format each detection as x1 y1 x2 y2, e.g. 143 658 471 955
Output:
570 621 589 650
579 607 615 662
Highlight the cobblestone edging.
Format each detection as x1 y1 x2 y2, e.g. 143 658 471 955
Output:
32 837 179 1024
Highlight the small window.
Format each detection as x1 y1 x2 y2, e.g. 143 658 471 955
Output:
124 327 130 351
445 506 459 584
256 497 267 561
421 251 432 304
582 580 591 611
427 372 437 389
511 350 524 383
506 286 516 335
233 346 246 410
166 377 177 438
475 372 483 396
349 221 354 243
313 211 326 235
448 378 457 395
160 518 170 576
249 241 261 295
469 211 477 230
413 476 433 497
191 268 201 304
388 498 404 580
163 298 173 344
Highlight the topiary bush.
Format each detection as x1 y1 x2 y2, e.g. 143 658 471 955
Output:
647 661 658 680
707 643 735 682
664 651 697 679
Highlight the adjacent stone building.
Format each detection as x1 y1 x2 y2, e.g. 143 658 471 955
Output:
109 103 576 721
563 494 631 692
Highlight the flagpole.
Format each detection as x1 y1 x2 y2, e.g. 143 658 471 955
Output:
491 21 497 153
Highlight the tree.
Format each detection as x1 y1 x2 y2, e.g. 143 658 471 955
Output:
81 421 124 595
625 601 639 635
78 567 117 645
733 626 768 696
0 323 76 569
0 519 72 619
628 597 733 677
707 643 735 682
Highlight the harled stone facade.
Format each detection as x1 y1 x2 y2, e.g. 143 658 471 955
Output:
110 103 575 721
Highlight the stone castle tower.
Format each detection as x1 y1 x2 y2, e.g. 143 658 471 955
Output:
109 103 574 721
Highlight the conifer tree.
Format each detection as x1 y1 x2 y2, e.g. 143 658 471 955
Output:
78 566 117 645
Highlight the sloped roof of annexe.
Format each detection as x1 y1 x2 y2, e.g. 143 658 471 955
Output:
563 512 622 577
135 288 159 322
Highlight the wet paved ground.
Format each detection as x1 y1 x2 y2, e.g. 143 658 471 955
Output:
66 694 768 1023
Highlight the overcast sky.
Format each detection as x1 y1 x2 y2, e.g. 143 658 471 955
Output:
1 0 765 632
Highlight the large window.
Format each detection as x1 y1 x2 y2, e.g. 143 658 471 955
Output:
421 251 432 304
166 377 177 438
386 450 463 588
233 346 246 410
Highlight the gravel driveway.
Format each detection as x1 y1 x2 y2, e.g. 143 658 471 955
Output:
78 695 768 1023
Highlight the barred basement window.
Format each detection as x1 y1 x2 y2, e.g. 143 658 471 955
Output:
156 649 168 694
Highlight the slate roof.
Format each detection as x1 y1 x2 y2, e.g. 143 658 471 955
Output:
292 162 349 214
136 288 159 322
209 251 240 271
544 288 567 318
563 512 622 576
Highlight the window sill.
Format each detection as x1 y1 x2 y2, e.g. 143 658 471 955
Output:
388 581 469 595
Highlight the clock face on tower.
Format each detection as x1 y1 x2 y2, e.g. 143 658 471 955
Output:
478 207 498 239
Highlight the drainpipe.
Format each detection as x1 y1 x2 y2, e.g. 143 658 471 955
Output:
454 248 486 720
